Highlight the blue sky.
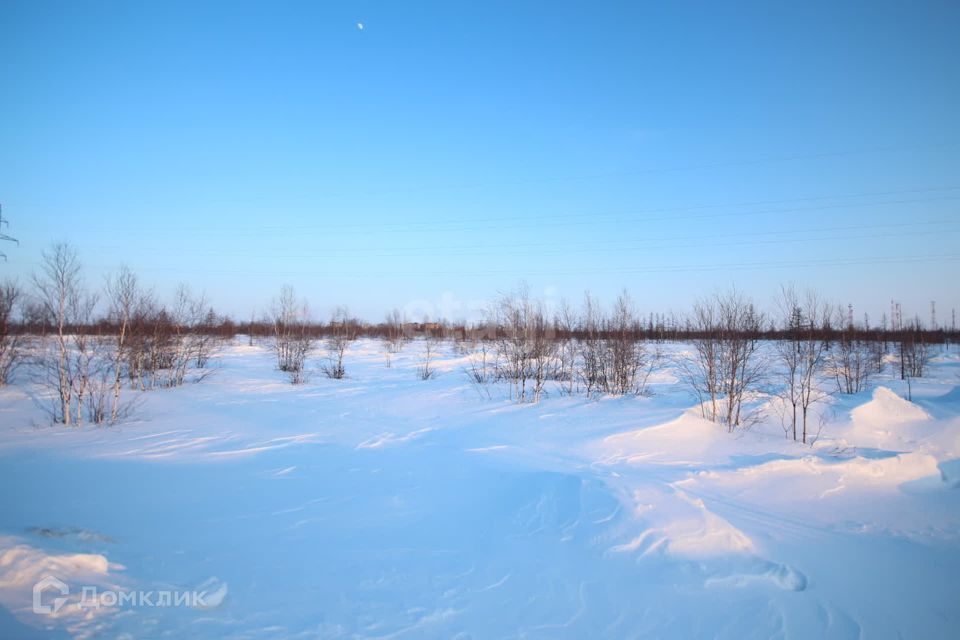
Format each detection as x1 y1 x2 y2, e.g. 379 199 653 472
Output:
1 0 958 323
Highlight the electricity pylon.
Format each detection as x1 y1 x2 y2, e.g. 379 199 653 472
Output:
0 204 18 261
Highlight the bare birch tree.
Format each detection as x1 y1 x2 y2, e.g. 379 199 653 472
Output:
417 338 438 380
899 321 930 379
678 298 720 422
0 280 23 385
578 292 607 397
775 285 831 443
494 285 555 403
829 306 872 396
679 289 766 431
271 285 313 384
321 306 355 379
554 298 577 395
31 244 100 425
606 290 651 396
104 266 146 421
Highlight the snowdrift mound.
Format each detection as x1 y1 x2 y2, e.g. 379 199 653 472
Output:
0 536 124 638
597 411 731 467
851 387 931 428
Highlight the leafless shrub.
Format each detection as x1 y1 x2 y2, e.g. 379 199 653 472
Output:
417 339 438 380
605 290 651 396
775 285 832 443
30 244 101 425
899 323 930 379
870 339 886 374
321 306 355 379
678 289 766 431
104 265 149 420
829 333 872 395
385 308 406 353
570 291 659 398
494 285 555 403
85 341 140 425
452 326 473 355
271 285 313 384
118 284 217 390
465 342 494 383
637 342 663 396
578 292 606 396
554 299 577 395
156 284 217 388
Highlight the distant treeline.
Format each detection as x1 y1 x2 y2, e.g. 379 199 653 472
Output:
7 312 958 345
1 244 955 432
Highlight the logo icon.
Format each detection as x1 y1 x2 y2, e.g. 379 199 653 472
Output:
33 576 68 615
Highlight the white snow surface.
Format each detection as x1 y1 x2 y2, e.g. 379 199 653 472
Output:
1 339 959 639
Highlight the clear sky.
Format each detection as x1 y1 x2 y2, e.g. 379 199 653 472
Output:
1 0 958 324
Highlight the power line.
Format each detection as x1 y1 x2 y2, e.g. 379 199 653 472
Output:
231 192 960 235
81 218 960 259
243 140 960 201
93 187 960 237
13 250 958 280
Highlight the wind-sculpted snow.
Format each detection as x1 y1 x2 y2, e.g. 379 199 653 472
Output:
0 339 958 638
0 536 123 640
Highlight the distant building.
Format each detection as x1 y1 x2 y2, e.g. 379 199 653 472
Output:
402 322 442 334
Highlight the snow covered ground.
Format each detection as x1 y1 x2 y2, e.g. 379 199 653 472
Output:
1 339 959 639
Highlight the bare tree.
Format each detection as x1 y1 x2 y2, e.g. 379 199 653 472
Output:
465 341 494 388
271 285 313 384
829 336 872 394
161 284 216 388
554 298 577 395
899 322 930 379
494 285 554 403
104 266 146 421
678 298 721 423
679 289 766 431
116 285 218 390
124 291 162 390
31 244 100 425
381 308 407 367
829 306 872 396
417 339 438 380
193 305 220 369
774 286 831 443
526 300 555 402
869 339 886 374
578 292 607 397
385 308 406 353
795 295 831 444
321 306 355 379
605 290 651 396
0 279 23 385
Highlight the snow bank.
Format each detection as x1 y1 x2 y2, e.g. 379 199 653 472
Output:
0 536 122 639
0 340 959 638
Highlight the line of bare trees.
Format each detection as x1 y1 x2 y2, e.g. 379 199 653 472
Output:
228 309 959 346
1 246 947 429
1 244 221 425
461 287 661 403
468 285 935 442
267 288 361 383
